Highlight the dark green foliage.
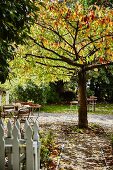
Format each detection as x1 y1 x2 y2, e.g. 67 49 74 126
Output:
0 0 38 83
60 91 76 102
46 82 61 104
46 81 76 104
11 80 76 104
0 42 14 83
0 0 37 43
13 81 61 104
12 81 43 104
90 67 113 102
80 0 113 8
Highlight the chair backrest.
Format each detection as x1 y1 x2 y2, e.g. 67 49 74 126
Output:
89 96 97 99
17 106 31 120
3 105 15 112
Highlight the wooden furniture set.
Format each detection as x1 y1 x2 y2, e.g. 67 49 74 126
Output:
0 102 41 122
70 96 97 112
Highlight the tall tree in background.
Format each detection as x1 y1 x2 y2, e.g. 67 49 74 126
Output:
0 0 38 83
89 67 113 102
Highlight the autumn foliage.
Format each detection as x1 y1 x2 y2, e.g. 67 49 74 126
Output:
13 1 113 128
31 1 113 72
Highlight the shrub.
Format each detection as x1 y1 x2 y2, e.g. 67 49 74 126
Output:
11 81 43 104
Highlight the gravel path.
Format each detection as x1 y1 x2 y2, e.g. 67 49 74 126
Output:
37 112 113 127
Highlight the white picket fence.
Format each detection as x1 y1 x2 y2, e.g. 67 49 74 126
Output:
0 119 41 170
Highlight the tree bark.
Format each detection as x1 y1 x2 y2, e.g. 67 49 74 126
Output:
78 69 88 128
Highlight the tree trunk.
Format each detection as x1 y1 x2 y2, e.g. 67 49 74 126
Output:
78 69 88 128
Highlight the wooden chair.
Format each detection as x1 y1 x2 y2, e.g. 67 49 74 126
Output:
87 96 97 112
1 105 15 119
15 101 41 123
16 106 31 122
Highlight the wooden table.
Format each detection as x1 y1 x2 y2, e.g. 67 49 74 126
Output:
30 104 41 115
22 104 41 123
87 96 97 112
70 101 78 110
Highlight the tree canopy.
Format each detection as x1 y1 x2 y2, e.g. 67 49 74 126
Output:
24 1 113 76
80 0 113 7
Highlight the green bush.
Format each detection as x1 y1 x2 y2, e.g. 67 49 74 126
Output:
46 84 61 104
11 81 62 104
11 81 44 104
11 80 76 104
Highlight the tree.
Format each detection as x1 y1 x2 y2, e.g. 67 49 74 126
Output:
89 66 113 102
12 1 113 128
0 0 38 83
80 0 113 8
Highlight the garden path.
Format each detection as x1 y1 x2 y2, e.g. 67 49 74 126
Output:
37 112 113 128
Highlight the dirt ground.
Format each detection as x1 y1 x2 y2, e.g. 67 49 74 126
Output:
40 122 113 170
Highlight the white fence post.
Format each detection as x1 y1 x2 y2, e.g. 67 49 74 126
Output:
12 125 20 170
6 91 9 104
7 119 12 138
33 122 41 170
7 120 13 170
0 124 5 170
26 125 34 170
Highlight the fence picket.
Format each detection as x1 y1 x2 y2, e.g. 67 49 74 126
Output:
12 125 20 170
7 119 12 138
24 119 29 139
26 125 34 170
33 122 39 141
33 122 41 170
0 124 5 170
0 118 4 127
15 119 20 130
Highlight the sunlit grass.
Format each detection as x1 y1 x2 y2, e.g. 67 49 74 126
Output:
41 103 113 115
41 104 74 113
93 103 113 115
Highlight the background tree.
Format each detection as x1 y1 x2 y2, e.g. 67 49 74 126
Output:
7 1 113 128
79 0 113 8
89 67 113 102
0 0 38 83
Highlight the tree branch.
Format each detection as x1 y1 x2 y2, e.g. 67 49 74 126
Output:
85 61 113 71
65 26 74 39
49 72 73 77
25 56 75 71
73 21 79 60
59 46 75 57
78 34 113 54
84 47 100 58
36 21 73 49
28 35 83 67
25 54 63 62
34 61 75 71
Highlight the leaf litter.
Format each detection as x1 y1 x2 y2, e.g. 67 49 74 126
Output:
39 122 113 170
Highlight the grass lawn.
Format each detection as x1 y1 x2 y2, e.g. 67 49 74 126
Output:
94 103 113 114
41 104 72 113
41 103 113 114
